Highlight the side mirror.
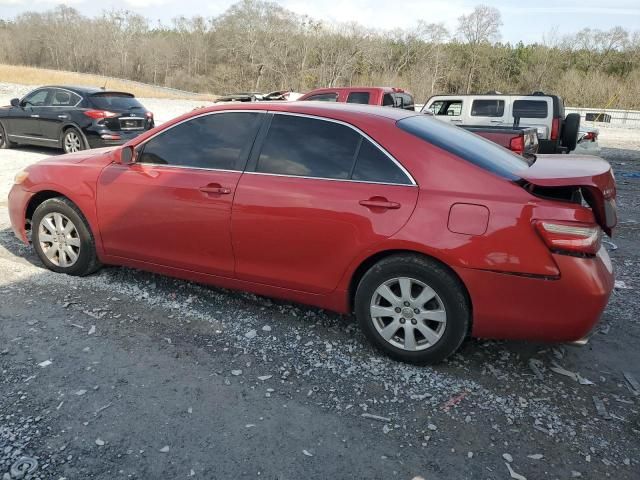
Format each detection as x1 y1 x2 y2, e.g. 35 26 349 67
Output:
119 146 137 165
10 98 20 107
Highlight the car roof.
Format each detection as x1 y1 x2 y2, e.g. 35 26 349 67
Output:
40 85 134 96
193 101 419 122
303 87 405 94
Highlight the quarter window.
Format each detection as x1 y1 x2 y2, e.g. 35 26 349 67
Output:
138 112 262 170
256 115 360 180
352 139 411 185
471 99 504 117
347 92 371 104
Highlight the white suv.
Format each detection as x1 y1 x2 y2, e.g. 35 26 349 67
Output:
422 92 581 154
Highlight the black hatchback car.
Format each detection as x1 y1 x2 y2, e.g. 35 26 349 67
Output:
0 86 154 153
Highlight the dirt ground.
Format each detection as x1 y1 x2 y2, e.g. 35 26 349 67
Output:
1 90 640 480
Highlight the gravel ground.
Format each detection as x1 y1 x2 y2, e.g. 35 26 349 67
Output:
1 84 640 479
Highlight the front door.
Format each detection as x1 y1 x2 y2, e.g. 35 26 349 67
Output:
96 111 264 277
232 113 419 294
6 88 52 143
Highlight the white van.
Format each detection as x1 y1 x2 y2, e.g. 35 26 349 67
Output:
422 92 581 154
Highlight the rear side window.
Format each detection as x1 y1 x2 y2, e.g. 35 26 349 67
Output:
90 93 144 111
257 115 360 179
51 89 81 106
138 112 262 170
397 115 529 181
471 99 504 117
352 139 411 185
512 100 548 119
346 92 371 104
305 93 338 102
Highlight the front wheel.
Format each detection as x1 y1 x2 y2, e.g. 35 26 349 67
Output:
62 128 86 153
354 254 470 364
32 197 101 276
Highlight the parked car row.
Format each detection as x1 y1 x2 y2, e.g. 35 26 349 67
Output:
8 96 617 364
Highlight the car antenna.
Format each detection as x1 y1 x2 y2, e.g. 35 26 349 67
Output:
101 78 107 90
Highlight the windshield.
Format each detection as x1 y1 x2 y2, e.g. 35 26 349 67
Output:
397 115 530 180
89 93 144 111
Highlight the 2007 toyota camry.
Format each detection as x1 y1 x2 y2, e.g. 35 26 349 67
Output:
8 102 617 364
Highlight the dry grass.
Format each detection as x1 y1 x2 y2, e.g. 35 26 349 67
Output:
0 64 213 100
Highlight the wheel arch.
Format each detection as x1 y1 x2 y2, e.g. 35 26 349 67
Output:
60 122 89 149
347 249 473 332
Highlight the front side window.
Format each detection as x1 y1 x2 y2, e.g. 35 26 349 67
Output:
22 89 50 107
138 112 262 170
256 115 360 180
352 139 412 185
305 93 338 102
471 99 505 117
430 100 462 116
382 94 395 107
346 92 371 104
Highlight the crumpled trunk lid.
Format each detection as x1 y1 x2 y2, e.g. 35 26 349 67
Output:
520 154 617 236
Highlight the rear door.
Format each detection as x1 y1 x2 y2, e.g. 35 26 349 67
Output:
96 111 264 277
39 88 83 142
468 97 507 127
232 113 419 294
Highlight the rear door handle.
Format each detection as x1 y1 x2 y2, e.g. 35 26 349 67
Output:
359 199 400 210
199 185 231 195
30 114 40 118
57 114 69 119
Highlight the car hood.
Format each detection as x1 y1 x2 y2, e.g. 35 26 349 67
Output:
36 147 119 166
521 154 617 235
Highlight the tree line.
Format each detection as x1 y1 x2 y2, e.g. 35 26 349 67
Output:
0 1 638 108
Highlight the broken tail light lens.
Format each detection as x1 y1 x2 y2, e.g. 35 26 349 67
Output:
534 221 601 255
84 110 117 119
509 136 525 154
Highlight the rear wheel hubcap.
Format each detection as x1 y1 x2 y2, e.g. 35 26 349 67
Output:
64 131 81 152
370 277 447 352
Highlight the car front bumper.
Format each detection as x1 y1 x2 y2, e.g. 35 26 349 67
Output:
8 183 34 244
456 247 614 342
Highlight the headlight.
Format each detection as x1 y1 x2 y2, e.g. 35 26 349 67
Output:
14 171 29 184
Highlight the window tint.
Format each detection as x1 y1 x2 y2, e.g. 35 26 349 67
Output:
430 100 462 116
257 115 360 179
400 93 414 110
397 115 529 181
90 93 144 111
138 112 262 170
51 89 81 106
346 92 370 104
513 100 548 119
352 139 411 185
382 94 395 107
305 93 338 102
22 89 50 107
471 99 504 117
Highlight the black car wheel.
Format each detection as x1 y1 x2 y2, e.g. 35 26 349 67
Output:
354 254 470 365
62 128 86 153
0 122 16 149
561 113 580 152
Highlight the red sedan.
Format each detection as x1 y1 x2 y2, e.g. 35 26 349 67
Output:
8 102 616 364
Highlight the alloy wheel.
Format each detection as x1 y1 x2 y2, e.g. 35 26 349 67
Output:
370 277 447 351
64 131 81 153
38 212 81 267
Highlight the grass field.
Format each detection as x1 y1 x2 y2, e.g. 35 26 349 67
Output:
0 64 212 100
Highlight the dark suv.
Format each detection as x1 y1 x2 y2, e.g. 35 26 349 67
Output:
0 86 154 153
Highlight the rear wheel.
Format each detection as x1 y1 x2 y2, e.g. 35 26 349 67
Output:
561 113 580 152
32 197 101 276
62 127 86 153
354 254 470 364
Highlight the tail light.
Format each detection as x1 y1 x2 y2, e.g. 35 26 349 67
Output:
84 110 117 119
145 111 154 119
583 131 597 142
509 136 524 154
550 118 560 141
534 221 601 255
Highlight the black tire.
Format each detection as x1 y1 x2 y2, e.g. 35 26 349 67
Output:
32 197 101 276
0 121 16 149
354 254 470 365
561 113 580 152
61 127 87 154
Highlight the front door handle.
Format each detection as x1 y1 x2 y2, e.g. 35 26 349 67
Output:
199 185 231 195
359 198 400 210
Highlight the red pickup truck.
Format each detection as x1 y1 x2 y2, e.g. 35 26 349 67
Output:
299 87 538 156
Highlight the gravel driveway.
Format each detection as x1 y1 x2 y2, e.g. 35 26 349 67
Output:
1 88 640 479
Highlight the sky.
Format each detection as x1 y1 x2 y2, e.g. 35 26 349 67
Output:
1 0 639 44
